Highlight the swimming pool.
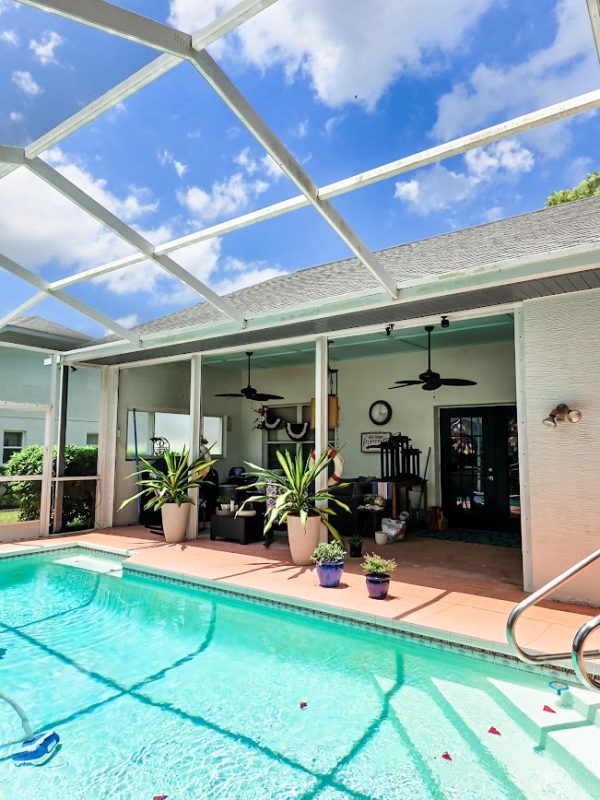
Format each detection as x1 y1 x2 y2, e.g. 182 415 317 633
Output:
0 546 598 799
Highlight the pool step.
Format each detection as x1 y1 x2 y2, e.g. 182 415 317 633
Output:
487 677 600 787
431 676 597 798
54 555 123 577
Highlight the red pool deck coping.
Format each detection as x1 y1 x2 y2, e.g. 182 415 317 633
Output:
2 527 600 660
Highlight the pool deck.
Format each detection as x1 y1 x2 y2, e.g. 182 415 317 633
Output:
2 526 600 661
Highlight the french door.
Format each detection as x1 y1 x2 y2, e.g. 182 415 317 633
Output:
440 405 520 532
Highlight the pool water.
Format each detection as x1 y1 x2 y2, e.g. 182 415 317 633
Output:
0 547 598 799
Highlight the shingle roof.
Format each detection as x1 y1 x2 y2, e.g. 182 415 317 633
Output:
112 196 600 340
12 315 92 341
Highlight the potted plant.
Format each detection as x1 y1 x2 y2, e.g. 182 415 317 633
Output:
238 449 349 565
348 534 363 558
361 553 397 600
312 541 346 588
120 448 215 543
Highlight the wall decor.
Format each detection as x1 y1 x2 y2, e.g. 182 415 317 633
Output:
369 400 392 425
361 431 391 453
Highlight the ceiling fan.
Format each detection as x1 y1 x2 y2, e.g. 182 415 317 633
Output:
388 325 477 392
214 351 284 401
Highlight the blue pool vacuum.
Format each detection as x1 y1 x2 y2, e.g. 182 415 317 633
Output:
0 691 60 766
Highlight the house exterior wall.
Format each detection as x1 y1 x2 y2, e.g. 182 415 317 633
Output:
522 288 600 605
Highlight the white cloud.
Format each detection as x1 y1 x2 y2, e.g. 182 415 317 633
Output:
394 140 534 214
178 172 269 223
8 111 22 122
11 70 41 96
292 118 309 139
114 313 139 329
432 0 600 155
481 206 503 222
29 30 64 65
213 265 287 295
234 147 259 175
157 149 188 178
324 114 345 137
260 153 284 181
0 29 18 45
169 0 493 110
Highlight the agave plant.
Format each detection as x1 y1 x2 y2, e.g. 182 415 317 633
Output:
238 449 349 543
119 448 216 511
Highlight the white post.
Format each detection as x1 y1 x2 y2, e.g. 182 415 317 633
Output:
187 354 203 539
95 365 119 529
39 353 59 536
514 306 533 591
315 336 329 543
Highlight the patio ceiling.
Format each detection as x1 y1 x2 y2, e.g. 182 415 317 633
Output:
1 0 600 358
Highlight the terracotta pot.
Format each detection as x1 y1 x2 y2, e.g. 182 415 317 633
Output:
287 515 321 565
161 502 190 543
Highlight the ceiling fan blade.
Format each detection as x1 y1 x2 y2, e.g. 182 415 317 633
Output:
214 392 244 398
388 380 423 389
252 392 285 401
439 378 478 386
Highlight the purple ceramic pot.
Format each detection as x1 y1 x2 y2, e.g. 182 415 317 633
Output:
366 574 390 599
316 560 344 588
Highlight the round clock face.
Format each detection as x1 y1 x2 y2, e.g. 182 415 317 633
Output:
369 400 392 426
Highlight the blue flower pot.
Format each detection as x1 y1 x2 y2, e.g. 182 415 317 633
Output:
366 574 390 599
316 560 344 588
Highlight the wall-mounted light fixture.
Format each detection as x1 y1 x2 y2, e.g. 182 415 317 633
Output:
542 403 582 427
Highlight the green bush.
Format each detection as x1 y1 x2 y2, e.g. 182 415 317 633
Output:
4 444 98 530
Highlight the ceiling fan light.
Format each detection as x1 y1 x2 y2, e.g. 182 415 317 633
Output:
567 409 582 423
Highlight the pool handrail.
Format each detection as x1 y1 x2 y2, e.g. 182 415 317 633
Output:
506 546 600 691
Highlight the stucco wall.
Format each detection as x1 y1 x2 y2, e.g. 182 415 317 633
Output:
522 289 600 604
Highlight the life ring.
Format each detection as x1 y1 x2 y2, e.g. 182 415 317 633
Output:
198 443 212 478
311 448 344 486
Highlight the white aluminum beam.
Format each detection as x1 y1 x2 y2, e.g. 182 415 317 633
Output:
17 0 397 298
0 1 277 182
0 291 47 331
190 50 397 298
18 0 194 58
27 156 246 325
0 250 140 343
588 0 600 62
51 88 600 291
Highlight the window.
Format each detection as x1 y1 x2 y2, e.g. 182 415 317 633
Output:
126 411 225 458
86 433 99 446
3 431 24 465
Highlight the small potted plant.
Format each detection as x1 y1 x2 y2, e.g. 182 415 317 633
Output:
361 553 397 600
120 448 215 543
312 541 346 588
238 449 349 565
348 534 363 558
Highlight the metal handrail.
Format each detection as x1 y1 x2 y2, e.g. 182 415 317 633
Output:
507 547 600 675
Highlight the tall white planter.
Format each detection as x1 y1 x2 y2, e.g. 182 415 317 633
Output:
287 515 321 565
161 503 190 543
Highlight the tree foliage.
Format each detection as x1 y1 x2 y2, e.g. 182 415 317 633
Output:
4 444 98 529
545 171 600 207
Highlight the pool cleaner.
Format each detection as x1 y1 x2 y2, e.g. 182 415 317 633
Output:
0 691 60 766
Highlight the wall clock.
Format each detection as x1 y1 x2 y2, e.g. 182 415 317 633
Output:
369 400 392 426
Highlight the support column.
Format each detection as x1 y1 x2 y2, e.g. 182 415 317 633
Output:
40 353 59 537
315 336 329 543
187 354 203 539
95 366 119 529
514 306 533 591
52 363 69 533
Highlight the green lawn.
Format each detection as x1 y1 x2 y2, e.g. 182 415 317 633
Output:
0 508 21 524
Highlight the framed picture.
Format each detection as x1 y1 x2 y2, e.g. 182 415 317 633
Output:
361 431 391 453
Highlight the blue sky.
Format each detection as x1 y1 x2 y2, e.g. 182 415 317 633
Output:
0 0 599 336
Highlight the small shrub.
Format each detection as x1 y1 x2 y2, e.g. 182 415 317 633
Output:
311 541 346 564
361 553 397 576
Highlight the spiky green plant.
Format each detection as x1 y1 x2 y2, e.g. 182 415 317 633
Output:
119 448 216 511
237 449 349 543
361 553 397 576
